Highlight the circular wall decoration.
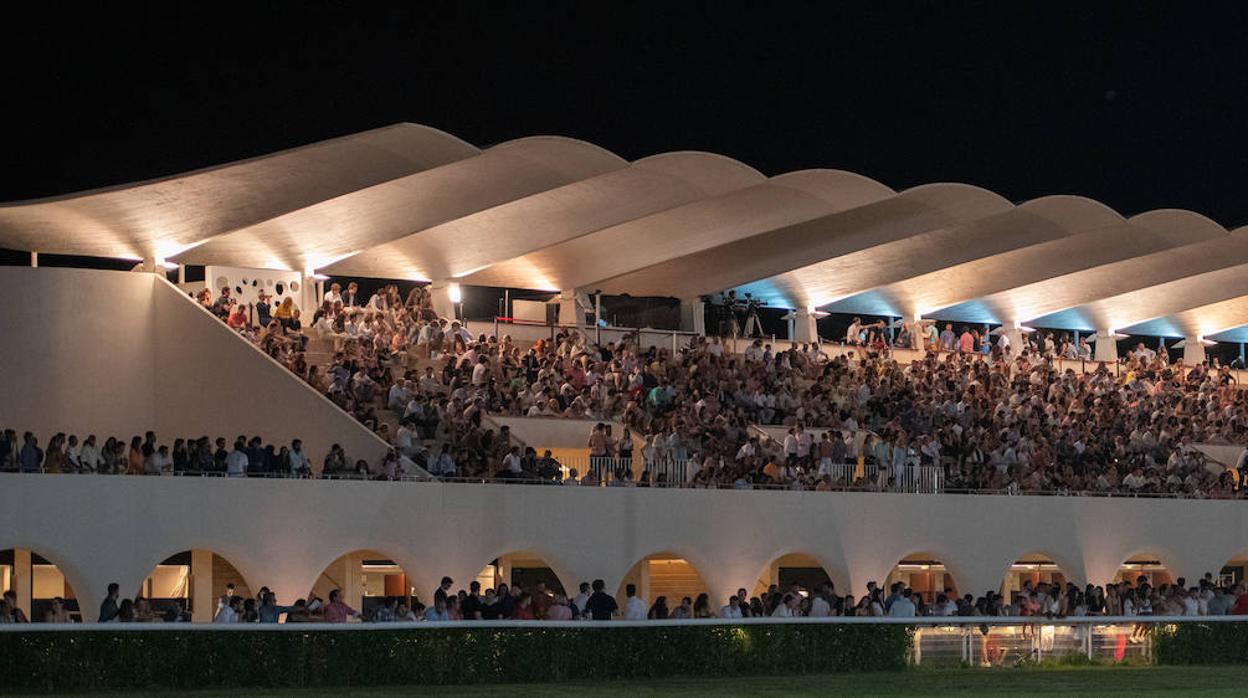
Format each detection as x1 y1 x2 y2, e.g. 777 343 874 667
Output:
289 280 299 292
214 276 229 291
275 282 285 295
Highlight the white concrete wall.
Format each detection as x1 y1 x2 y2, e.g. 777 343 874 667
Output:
0 268 158 439
3 473 1246 620
0 267 390 471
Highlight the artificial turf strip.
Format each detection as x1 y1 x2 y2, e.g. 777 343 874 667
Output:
22 665 1248 697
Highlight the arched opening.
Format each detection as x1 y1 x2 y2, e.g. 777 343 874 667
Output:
888 553 958 605
0 548 79 622
1217 552 1248 588
1114 555 1174 588
475 552 568 596
751 553 837 599
1002 553 1068 602
310 550 417 621
617 553 711 613
137 550 252 622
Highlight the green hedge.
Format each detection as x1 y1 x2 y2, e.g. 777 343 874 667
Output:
0 623 911 692
1155 622 1248 665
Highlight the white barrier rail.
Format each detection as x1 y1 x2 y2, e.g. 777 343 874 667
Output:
0 614 1231 631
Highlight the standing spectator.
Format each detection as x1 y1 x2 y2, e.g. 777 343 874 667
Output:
584 579 618 620
226 439 248 477
98 583 120 622
623 584 647 620
19 432 42 473
323 589 359 623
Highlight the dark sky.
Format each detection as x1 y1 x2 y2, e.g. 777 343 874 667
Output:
3 2 1248 226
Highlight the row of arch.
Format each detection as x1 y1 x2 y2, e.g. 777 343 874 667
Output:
6 547 1248 622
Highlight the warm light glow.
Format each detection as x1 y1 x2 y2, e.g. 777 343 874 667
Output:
447 283 463 304
308 273 330 281
157 259 180 270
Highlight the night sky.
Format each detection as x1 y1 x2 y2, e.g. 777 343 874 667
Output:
4 2 1248 228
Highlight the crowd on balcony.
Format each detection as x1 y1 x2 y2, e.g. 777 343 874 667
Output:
0 429 405 478
19 567 1242 625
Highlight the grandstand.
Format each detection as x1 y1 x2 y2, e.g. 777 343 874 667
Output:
3 123 1248 628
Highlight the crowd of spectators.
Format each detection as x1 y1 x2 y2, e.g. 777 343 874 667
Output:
42 282 1245 497
0 428 393 478
10 568 1243 625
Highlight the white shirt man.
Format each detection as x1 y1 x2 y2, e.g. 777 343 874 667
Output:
888 592 917 617
623 590 647 620
225 446 248 477
79 439 101 472
502 450 522 475
388 382 411 411
1183 590 1201 616
720 597 744 619
471 360 490 387
395 423 416 455
809 594 832 617
323 284 343 306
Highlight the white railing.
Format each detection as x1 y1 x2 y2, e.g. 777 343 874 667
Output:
894 464 944 494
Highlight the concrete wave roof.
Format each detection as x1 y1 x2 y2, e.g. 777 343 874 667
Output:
0 122 1245 340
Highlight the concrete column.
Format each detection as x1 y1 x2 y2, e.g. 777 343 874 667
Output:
1004 327 1024 356
428 282 459 320
1183 336 1208 365
681 298 706 336
191 549 214 623
556 290 581 326
1093 330 1119 362
342 552 364 611
141 257 157 273
30 251 38 267
638 560 651 604
910 315 926 351
498 557 513 588
13 548 31 620
793 309 818 342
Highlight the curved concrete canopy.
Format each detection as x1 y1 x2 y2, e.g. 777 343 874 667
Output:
1102 227 1248 338
463 169 897 293
929 209 1224 325
320 151 764 283
172 136 628 272
773 195 1119 317
0 123 479 261
827 196 1126 320
4 122 1248 342
1012 210 1233 331
600 182 1010 304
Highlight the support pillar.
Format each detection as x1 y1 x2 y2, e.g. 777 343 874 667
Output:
341 552 364 612
30 251 38 267
911 316 926 351
1004 327 1025 357
638 559 652 606
428 281 458 320
1183 336 1208 365
1093 330 1119 363
556 290 581 326
13 548 32 621
681 298 706 336
793 309 818 343
191 549 214 623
